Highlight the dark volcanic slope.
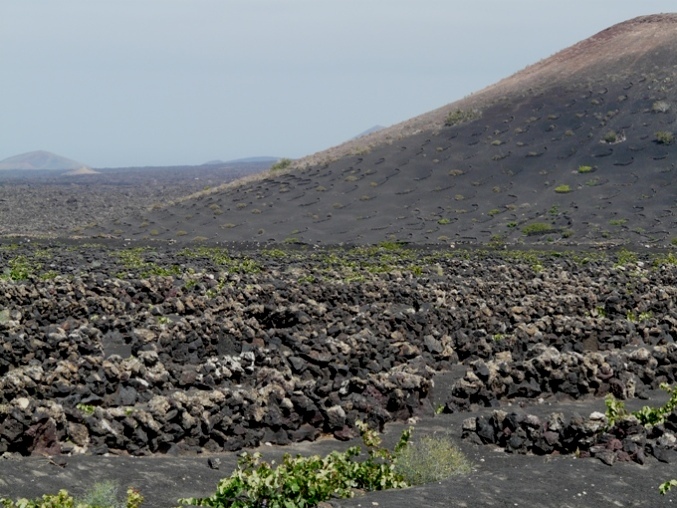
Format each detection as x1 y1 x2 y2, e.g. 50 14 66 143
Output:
89 15 677 246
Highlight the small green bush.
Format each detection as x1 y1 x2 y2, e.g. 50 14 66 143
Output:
76 481 123 508
394 434 471 485
554 184 572 193
577 165 593 173
522 222 555 236
615 248 638 267
606 383 677 427
602 130 618 143
1 256 38 281
661 480 677 495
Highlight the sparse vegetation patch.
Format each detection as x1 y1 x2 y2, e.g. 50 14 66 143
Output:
522 222 556 236
445 108 481 126
655 130 674 145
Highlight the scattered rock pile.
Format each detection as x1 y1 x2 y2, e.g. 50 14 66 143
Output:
445 343 677 412
0 242 676 458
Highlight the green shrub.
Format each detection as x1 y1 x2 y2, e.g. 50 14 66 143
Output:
1 256 39 281
577 165 593 173
606 383 677 427
178 421 410 507
394 434 471 485
76 481 123 508
653 252 677 267
554 184 572 193
661 480 677 495
615 248 637 267
655 131 674 145
602 130 618 143
522 222 555 236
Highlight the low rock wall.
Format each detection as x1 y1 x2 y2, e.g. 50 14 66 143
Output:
0 244 675 456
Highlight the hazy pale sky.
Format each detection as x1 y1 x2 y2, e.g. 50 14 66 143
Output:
2 1 676 167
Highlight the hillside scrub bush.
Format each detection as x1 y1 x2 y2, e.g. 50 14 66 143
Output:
445 108 481 126
577 165 594 173
652 100 671 113
270 158 292 172
554 184 572 193
655 131 674 145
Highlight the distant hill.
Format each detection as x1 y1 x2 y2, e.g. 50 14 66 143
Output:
0 150 89 171
61 167 100 176
225 156 280 164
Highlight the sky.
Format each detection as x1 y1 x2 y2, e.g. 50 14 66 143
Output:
2 1 676 168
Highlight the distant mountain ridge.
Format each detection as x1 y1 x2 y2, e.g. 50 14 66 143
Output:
351 125 385 140
0 150 88 171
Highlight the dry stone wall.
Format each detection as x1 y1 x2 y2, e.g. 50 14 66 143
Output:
0 243 676 457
